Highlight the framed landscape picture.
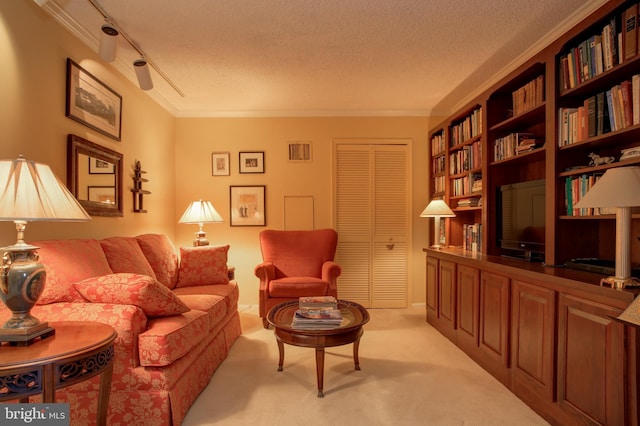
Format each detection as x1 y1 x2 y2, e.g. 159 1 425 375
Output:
239 151 264 174
230 185 266 226
66 58 122 141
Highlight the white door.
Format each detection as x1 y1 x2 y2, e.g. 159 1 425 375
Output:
334 140 410 308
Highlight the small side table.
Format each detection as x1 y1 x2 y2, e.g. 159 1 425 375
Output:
0 321 116 426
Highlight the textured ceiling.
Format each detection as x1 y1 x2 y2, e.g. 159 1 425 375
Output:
39 0 607 117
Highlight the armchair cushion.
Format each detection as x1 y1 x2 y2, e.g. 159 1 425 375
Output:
74 273 190 317
176 245 230 287
268 277 329 297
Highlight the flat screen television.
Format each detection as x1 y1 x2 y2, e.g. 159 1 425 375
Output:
496 179 545 261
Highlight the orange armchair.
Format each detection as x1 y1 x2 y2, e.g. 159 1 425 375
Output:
255 229 341 328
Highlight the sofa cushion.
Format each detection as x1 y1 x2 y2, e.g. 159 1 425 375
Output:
268 277 329 297
100 237 157 279
33 239 113 304
176 245 230 287
177 294 227 332
136 234 179 289
73 273 190 317
138 309 209 366
173 282 239 318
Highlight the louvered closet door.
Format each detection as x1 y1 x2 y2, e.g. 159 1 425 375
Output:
334 142 409 308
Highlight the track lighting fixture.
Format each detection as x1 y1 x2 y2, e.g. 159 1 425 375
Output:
133 58 153 90
99 24 118 62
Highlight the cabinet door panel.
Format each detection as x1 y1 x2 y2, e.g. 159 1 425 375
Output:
457 264 479 349
557 293 624 425
426 256 438 321
479 271 510 367
511 280 555 401
439 260 456 330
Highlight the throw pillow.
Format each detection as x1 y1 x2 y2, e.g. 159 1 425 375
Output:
33 239 113 304
176 245 230 287
100 237 157 279
136 234 179 289
73 273 190 317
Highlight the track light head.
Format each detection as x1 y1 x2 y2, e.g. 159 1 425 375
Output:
99 24 119 62
133 58 153 90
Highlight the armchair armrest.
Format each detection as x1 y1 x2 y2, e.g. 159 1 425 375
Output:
255 261 276 289
321 261 342 292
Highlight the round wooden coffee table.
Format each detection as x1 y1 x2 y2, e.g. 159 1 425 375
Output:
0 321 116 425
267 299 369 397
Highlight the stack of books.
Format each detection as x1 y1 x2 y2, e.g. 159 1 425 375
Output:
291 296 343 329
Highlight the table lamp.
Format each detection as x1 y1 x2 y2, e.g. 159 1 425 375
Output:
574 166 640 289
420 199 455 249
179 200 223 246
0 155 90 344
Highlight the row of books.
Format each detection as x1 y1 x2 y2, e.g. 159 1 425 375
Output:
493 132 542 161
449 141 481 174
463 223 482 252
433 155 446 174
512 75 544 116
433 175 445 195
291 296 343 329
565 174 606 216
451 172 482 197
557 75 640 146
559 4 639 91
431 132 446 156
450 107 482 147
456 197 481 208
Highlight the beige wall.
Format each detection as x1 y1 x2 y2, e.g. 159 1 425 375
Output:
0 1 176 243
175 117 432 305
2 1 442 306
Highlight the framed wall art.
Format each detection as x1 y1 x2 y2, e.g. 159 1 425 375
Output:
211 152 230 176
89 156 115 174
239 151 264 174
230 185 266 226
66 58 122 141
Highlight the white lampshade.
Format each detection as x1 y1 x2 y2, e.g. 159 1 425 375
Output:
574 166 640 208
0 155 90 223
420 199 456 217
179 200 223 224
133 58 153 90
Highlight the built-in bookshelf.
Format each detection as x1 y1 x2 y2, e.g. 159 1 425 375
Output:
428 0 640 266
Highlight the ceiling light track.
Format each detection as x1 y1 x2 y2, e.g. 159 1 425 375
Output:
87 0 184 97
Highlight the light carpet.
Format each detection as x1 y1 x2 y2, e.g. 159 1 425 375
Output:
182 305 549 426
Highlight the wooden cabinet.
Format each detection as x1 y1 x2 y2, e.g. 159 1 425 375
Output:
456 264 479 353
478 271 510 382
557 293 625 425
425 255 438 322
511 280 555 403
424 248 637 425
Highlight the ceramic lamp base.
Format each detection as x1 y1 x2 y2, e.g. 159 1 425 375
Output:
0 322 55 346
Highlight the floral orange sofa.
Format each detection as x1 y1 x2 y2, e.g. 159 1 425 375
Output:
0 234 241 426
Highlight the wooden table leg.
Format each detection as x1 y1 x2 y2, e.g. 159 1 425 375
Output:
315 347 325 398
97 362 113 426
277 339 285 371
353 338 361 370
42 364 56 403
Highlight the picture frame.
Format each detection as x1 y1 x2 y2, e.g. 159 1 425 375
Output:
65 58 122 141
88 156 115 174
239 151 265 174
87 186 116 205
211 152 230 176
288 142 313 162
230 185 266 226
